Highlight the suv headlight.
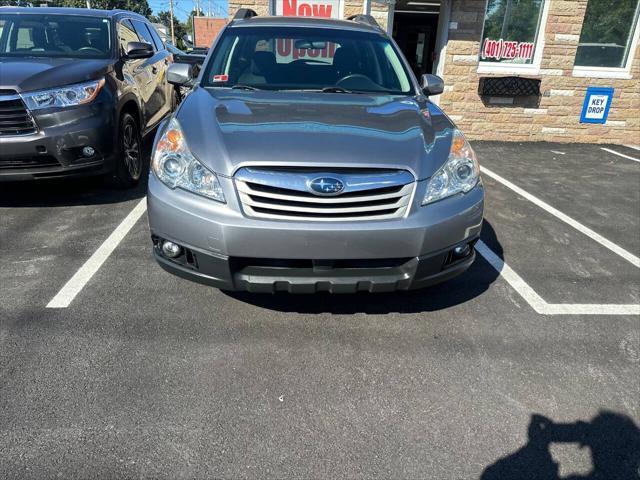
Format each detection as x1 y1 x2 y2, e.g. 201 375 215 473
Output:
423 130 480 205
152 118 225 203
21 78 106 110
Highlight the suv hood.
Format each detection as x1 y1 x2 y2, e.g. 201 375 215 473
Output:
0 57 112 93
175 88 456 180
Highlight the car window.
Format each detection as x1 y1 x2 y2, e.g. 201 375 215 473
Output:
118 19 140 55
0 14 112 59
203 26 412 95
146 23 165 52
131 20 157 52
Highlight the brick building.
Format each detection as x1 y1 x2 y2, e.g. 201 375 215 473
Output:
223 0 639 144
194 17 227 49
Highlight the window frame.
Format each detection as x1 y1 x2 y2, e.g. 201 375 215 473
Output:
572 0 640 80
117 18 140 57
146 23 165 52
131 19 157 52
476 0 551 75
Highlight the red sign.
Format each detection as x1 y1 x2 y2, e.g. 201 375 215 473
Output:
276 0 341 19
282 0 334 17
481 38 535 61
276 39 337 61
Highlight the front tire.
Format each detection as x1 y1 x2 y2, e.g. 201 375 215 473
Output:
109 112 143 188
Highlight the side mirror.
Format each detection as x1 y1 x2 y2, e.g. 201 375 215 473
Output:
168 63 194 86
421 74 444 96
126 41 154 60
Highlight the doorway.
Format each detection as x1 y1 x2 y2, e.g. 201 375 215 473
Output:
392 0 443 78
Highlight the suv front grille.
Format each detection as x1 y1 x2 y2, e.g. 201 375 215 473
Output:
0 92 37 136
235 167 415 221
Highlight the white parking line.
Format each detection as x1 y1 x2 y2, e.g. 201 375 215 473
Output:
47 199 148 309
625 145 640 152
601 147 640 163
476 241 640 316
481 166 640 269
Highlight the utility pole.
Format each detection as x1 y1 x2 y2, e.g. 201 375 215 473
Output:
86 0 91 8
208 0 212 17
193 0 200 46
169 0 176 45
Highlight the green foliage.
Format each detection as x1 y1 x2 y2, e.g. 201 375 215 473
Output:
185 9 205 37
482 0 544 42
53 0 152 17
579 0 639 45
149 10 189 49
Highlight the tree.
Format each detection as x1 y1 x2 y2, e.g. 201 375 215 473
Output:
149 10 188 48
185 8 205 40
483 0 544 42
53 0 152 17
579 0 638 45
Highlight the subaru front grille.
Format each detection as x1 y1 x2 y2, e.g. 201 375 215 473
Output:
235 167 415 221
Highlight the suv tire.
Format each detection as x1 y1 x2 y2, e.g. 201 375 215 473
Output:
109 112 143 188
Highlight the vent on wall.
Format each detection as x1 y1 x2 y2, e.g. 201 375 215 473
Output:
478 77 541 97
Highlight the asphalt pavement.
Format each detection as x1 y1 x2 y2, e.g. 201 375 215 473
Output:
1 141 639 479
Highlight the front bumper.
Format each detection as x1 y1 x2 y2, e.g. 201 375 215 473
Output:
0 101 116 181
153 238 478 292
148 173 484 292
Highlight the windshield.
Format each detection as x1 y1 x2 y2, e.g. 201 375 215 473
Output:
0 14 112 59
203 26 413 94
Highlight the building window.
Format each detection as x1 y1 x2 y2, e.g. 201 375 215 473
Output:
479 0 547 65
575 0 640 69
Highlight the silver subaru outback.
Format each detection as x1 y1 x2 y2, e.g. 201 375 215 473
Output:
147 11 484 293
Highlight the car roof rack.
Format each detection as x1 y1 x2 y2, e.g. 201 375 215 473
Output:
347 14 382 30
233 8 258 20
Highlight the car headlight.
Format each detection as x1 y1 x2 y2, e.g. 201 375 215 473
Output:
21 78 106 110
423 130 480 205
152 118 225 203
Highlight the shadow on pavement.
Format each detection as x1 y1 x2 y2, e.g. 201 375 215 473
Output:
481 412 640 480
223 221 503 314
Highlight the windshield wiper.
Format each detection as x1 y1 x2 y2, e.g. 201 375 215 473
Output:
321 86 357 94
231 84 260 91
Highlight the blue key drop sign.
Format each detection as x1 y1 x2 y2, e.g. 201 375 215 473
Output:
580 87 614 124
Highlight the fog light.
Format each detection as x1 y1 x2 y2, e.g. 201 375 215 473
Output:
82 146 95 157
161 241 182 258
454 244 471 257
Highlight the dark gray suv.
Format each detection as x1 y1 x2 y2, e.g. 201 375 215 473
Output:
148 11 484 292
0 7 173 186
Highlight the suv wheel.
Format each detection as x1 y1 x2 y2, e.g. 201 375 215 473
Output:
109 112 143 188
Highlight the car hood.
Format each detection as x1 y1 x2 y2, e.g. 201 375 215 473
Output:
175 87 457 180
0 57 112 93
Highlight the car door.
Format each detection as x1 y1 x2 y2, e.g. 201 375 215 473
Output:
118 18 155 128
131 19 171 126
145 23 176 113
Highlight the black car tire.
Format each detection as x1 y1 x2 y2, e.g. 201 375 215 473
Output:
108 112 143 188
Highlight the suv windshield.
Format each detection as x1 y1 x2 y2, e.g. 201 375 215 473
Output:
203 26 413 94
0 14 112 59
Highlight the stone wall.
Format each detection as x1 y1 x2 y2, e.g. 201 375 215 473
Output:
439 0 640 144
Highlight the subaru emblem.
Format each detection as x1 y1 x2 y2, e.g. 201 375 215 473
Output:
308 177 345 196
